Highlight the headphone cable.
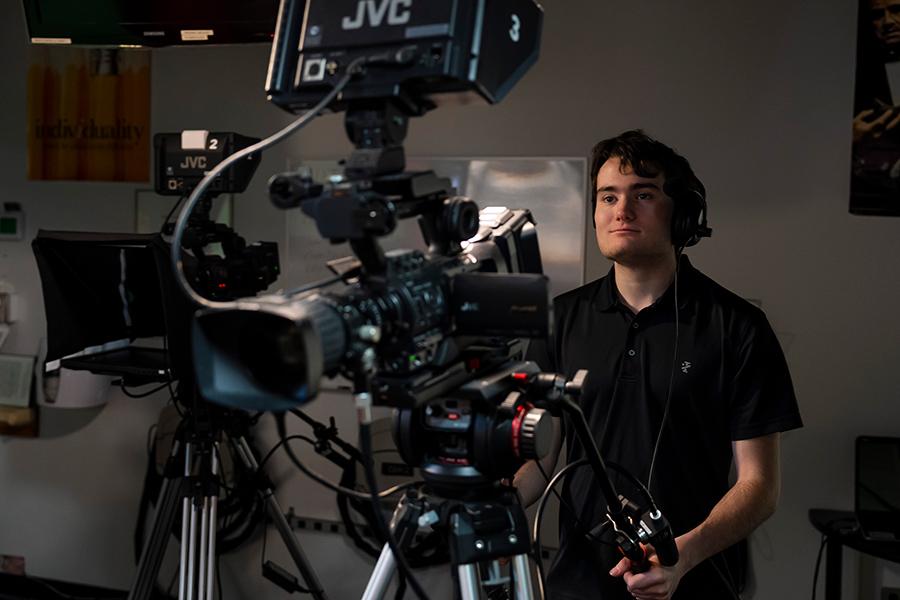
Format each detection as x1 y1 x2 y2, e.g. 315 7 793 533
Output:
646 248 682 494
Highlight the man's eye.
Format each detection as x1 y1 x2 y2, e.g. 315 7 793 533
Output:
637 192 653 200
599 195 616 204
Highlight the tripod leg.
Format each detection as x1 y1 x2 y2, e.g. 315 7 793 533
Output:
232 435 329 600
205 446 220 600
179 443 192 600
187 494 200 600
510 555 534 600
198 497 210 600
128 441 187 600
184 440 219 600
457 564 481 600
361 543 397 600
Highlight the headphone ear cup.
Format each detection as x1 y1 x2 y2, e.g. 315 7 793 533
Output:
670 205 680 248
670 195 690 249
671 189 704 249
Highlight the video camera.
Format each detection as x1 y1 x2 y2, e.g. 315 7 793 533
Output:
155 130 280 301
192 0 549 414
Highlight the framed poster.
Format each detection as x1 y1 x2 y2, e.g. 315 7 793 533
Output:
851 0 900 215
27 47 150 182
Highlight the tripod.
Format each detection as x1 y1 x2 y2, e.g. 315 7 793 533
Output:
128 406 328 600
361 487 536 600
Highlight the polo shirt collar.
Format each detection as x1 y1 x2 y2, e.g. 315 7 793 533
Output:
595 255 697 313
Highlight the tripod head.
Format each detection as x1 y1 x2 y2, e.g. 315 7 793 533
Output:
393 360 553 499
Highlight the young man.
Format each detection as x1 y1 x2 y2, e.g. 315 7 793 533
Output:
516 130 802 599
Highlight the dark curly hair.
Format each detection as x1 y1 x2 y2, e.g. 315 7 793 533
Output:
589 129 705 216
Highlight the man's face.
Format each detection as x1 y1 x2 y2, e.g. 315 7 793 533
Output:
871 0 900 51
594 156 674 265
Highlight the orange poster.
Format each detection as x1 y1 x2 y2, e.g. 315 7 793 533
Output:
27 47 150 182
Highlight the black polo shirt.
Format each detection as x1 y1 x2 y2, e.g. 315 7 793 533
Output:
531 256 802 600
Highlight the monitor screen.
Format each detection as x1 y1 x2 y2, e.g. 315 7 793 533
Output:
32 231 168 363
856 436 900 536
23 0 279 47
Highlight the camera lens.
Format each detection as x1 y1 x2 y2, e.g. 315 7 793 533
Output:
240 315 316 398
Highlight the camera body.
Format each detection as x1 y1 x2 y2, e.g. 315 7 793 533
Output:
191 203 549 412
154 130 280 302
267 0 543 115
154 131 261 197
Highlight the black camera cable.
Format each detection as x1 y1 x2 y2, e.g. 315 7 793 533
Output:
263 419 435 565
119 380 171 399
811 532 828 600
272 413 414 500
532 459 589 600
286 408 408 559
213 441 267 554
358 419 430 600
272 409 430 598
532 460 620 547
533 458 668 600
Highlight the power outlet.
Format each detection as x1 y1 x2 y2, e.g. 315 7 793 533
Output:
882 587 900 600
0 293 9 323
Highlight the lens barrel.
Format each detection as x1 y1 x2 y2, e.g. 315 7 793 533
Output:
192 295 346 410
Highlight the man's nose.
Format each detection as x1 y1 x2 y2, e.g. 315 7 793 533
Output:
615 196 635 220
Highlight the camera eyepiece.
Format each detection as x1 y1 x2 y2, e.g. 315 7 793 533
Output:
441 197 480 243
269 173 324 210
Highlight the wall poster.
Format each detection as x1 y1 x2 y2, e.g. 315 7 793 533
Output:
852 0 900 215
27 47 150 182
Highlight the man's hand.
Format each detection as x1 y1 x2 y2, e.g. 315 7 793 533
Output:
608 433 780 598
609 544 687 600
853 106 900 143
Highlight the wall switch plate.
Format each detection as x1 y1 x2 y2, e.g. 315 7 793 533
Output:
0 292 18 323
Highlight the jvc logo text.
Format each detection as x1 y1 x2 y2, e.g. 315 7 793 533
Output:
342 0 412 30
179 156 208 169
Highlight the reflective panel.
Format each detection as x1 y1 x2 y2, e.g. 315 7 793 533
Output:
283 157 586 298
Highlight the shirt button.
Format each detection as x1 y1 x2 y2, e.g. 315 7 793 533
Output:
627 349 636 357
632 322 639 329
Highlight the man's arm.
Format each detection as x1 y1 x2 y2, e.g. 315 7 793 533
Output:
512 416 563 507
611 432 781 600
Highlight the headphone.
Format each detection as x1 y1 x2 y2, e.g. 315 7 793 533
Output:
665 178 712 250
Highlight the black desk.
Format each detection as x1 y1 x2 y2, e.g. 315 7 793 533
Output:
809 509 900 600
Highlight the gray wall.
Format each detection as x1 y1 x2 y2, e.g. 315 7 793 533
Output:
1 0 899 599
